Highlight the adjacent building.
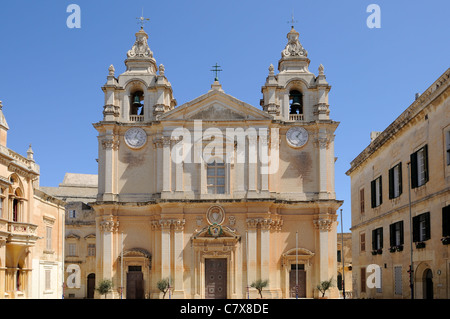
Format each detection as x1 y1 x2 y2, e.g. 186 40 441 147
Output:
346 68 450 299
41 173 97 299
91 25 342 299
0 101 65 299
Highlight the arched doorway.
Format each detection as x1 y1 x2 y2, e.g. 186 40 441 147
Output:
87 273 95 299
423 269 433 299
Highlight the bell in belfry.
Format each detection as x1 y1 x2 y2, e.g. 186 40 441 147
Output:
290 91 302 114
132 93 141 108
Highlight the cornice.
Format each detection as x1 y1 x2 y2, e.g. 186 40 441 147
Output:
346 68 450 176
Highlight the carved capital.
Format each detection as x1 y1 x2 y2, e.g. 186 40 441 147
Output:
246 218 259 229
100 217 119 232
102 137 119 150
313 218 333 231
173 219 186 231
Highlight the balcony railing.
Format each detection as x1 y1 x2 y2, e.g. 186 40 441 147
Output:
289 114 304 121
6 221 39 245
129 115 144 122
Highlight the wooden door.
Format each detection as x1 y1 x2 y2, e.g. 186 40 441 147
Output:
127 270 144 299
205 258 227 299
87 273 95 299
289 265 306 298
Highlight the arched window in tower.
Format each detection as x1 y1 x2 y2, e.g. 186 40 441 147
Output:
12 188 23 222
130 91 144 116
289 90 303 115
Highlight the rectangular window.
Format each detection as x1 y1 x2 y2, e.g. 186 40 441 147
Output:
376 268 382 293
390 221 404 247
372 227 383 250
337 250 342 263
446 131 450 166
87 244 96 256
443 205 450 237
45 269 51 291
371 176 382 208
68 243 77 256
413 212 430 242
389 163 402 199
361 267 366 293
410 145 429 188
360 233 366 252
207 161 226 194
69 210 76 219
0 197 3 218
46 227 52 251
360 188 365 214
394 266 402 295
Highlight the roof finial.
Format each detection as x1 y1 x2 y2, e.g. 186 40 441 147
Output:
287 10 298 29
136 8 150 29
210 63 223 82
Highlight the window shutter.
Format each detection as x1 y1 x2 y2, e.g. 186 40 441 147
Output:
390 224 395 247
372 229 377 250
371 180 376 208
398 163 403 196
379 227 383 249
410 152 418 189
443 205 450 237
424 212 431 241
423 145 429 183
361 268 366 293
413 216 420 242
379 176 383 205
400 221 404 245
389 167 394 199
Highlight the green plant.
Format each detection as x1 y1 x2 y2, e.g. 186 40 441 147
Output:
316 277 335 298
157 278 171 299
96 279 113 299
250 279 269 299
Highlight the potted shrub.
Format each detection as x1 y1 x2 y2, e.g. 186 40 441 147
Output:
389 247 396 253
96 279 113 299
396 245 403 252
316 277 334 299
157 278 171 299
250 279 269 299
415 242 426 249
441 237 450 245
376 249 383 255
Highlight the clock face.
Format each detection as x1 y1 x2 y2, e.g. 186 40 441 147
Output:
124 127 147 149
286 127 308 148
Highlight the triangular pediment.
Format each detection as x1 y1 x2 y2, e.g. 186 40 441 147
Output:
159 89 273 121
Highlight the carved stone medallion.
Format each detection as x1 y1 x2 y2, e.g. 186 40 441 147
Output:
206 205 225 225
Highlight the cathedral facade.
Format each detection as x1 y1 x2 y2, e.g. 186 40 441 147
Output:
92 25 342 299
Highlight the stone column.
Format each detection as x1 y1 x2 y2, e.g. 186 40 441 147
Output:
259 134 269 192
160 219 172 280
246 219 258 289
248 135 257 192
173 219 185 298
153 138 163 193
99 215 119 297
260 219 271 286
174 140 184 193
316 133 329 199
162 137 172 193
101 135 119 201
314 217 333 285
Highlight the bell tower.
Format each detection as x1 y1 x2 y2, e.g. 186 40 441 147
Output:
261 26 331 122
101 26 176 124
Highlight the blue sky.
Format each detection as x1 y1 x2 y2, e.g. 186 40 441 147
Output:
0 0 448 232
